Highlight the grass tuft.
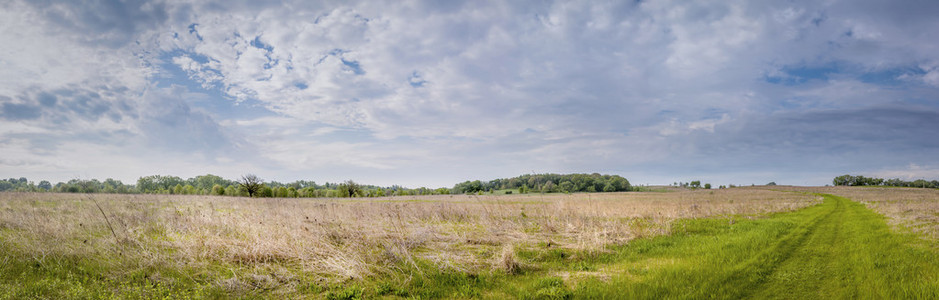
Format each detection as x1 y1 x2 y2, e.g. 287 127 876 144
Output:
497 244 522 274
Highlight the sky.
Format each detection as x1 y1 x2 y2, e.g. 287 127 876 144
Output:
1 0 938 188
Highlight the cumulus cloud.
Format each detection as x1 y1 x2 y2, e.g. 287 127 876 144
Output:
1 0 938 186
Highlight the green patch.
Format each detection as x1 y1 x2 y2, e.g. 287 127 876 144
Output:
568 194 939 299
529 277 573 300
325 284 364 300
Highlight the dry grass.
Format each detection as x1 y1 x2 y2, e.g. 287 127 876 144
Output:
0 188 818 286
765 186 939 241
496 244 521 274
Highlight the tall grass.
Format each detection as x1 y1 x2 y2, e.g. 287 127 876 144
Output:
0 188 818 297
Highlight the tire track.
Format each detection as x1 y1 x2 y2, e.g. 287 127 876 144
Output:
720 195 843 298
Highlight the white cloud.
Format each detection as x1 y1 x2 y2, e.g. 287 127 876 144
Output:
2 0 939 186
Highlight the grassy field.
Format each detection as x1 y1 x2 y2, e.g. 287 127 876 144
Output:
0 187 936 298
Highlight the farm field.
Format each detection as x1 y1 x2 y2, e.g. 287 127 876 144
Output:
1 187 937 299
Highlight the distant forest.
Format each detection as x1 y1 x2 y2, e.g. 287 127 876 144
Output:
833 174 939 189
453 173 631 194
0 173 631 197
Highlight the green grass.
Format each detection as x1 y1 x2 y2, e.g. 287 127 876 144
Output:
425 193 939 299
2 194 937 299
501 194 939 299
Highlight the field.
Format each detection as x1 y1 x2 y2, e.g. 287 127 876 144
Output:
1 187 937 298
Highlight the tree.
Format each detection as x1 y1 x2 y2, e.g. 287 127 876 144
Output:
212 184 225 196
704 183 712 189
559 181 574 193
542 181 556 193
137 175 185 193
833 175 855 186
275 186 288 197
690 181 701 188
337 180 362 197
258 185 273 197
287 187 298 197
603 183 616 192
240 174 263 197
38 180 52 191
192 174 230 191
457 180 483 194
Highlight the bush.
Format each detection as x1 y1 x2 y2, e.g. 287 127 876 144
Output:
212 185 225 196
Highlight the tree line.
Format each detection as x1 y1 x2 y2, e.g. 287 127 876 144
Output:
452 173 631 194
1 172 635 197
0 174 450 198
832 174 939 189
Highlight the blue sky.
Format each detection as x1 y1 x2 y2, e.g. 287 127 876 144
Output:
1 0 938 187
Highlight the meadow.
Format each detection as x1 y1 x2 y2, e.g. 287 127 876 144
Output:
1 187 936 298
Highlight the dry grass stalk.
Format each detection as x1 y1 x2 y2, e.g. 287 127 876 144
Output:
0 188 818 284
496 244 521 274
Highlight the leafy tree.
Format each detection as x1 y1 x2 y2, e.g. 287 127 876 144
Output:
833 175 857 186
38 180 52 191
912 179 931 189
137 175 185 193
212 184 225 196
542 181 557 193
337 180 362 197
704 183 712 189
287 187 298 197
690 181 701 188
833 174 936 189
559 181 574 193
274 186 288 197
173 184 184 195
258 185 273 197
225 186 241 197
603 183 616 192
453 173 629 194
455 180 483 194
191 174 231 191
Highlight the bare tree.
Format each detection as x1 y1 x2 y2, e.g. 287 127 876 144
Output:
240 174 263 197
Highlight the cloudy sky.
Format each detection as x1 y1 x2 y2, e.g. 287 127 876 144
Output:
2 0 938 187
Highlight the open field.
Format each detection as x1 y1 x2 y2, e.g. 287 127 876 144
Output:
1 187 937 298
